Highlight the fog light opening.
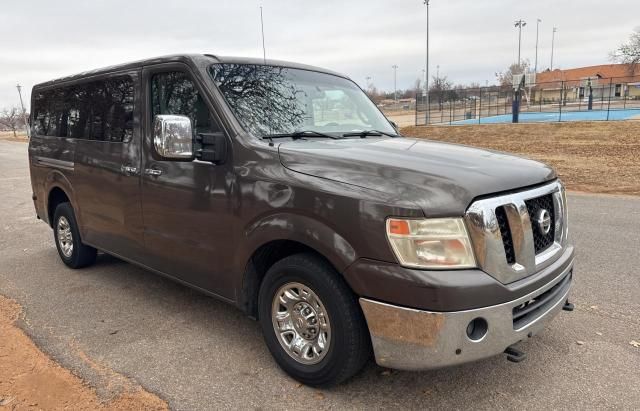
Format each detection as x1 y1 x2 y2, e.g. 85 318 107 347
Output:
466 317 488 342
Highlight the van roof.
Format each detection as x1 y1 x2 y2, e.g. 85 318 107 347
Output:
33 54 349 89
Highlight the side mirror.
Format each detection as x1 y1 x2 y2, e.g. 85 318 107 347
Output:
153 115 194 160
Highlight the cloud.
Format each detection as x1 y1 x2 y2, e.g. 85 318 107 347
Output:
0 0 638 108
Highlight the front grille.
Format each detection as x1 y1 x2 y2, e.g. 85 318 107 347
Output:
525 194 555 253
495 206 516 265
512 271 571 330
464 181 566 284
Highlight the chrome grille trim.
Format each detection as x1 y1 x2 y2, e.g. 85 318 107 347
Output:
464 180 568 284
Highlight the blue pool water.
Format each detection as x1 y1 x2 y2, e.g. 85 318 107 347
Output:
450 109 640 125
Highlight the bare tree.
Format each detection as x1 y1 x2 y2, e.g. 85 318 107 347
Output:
413 77 422 95
429 75 453 110
495 60 531 88
0 107 21 137
611 27 640 73
364 82 382 103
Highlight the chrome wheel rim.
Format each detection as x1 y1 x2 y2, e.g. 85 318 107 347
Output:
56 216 73 258
271 282 331 365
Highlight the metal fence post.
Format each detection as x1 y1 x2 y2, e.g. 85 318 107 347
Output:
539 88 542 113
478 88 482 124
607 77 613 121
415 91 418 126
559 81 563 122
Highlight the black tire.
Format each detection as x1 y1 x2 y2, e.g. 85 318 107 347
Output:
53 202 97 269
258 253 371 387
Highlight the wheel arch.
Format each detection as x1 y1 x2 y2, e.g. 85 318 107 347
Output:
47 186 71 227
43 170 77 227
236 213 359 318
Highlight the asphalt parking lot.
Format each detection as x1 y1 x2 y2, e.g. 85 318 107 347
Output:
1 140 639 410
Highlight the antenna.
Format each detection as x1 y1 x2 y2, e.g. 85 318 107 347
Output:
260 6 267 64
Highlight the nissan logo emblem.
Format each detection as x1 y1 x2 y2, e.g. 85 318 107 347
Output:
536 209 552 235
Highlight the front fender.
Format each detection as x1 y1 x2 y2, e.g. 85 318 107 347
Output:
235 211 357 277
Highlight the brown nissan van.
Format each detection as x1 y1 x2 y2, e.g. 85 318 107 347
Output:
28 54 574 386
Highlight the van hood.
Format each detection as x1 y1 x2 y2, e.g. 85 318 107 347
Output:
278 137 556 217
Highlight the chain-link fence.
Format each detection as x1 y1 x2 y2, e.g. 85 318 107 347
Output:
415 74 640 125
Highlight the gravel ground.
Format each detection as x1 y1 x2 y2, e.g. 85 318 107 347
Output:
0 140 639 410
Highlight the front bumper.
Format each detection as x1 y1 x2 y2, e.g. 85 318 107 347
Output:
359 262 573 371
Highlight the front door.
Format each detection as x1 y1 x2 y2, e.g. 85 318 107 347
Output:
139 64 235 298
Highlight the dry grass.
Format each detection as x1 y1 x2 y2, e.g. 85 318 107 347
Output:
401 121 640 196
0 131 28 142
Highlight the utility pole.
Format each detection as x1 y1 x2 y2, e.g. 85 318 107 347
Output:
535 18 542 73
259 6 266 64
551 27 558 70
392 65 398 102
423 0 430 123
365 76 372 90
16 83 30 138
514 19 527 66
436 65 440 81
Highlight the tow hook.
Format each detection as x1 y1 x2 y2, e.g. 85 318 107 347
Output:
504 345 527 363
562 299 574 312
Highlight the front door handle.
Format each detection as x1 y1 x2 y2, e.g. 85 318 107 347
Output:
144 168 163 177
121 165 139 176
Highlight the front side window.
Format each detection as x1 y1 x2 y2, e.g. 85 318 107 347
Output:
151 71 219 135
209 64 396 137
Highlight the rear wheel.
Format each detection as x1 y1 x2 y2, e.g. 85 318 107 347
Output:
53 202 97 268
258 253 371 387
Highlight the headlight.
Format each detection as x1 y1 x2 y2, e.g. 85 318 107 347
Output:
386 218 477 269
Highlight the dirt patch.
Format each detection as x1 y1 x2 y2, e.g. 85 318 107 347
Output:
401 121 640 196
0 295 168 410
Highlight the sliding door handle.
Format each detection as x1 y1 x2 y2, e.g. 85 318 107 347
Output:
144 168 163 177
121 165 139 176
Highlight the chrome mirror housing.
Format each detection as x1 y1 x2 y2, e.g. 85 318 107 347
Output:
153 115 194 159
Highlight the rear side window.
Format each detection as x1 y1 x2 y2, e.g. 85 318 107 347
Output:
151 71 219 134
33 76 134 142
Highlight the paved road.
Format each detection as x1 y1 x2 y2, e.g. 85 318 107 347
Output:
1 140 638 410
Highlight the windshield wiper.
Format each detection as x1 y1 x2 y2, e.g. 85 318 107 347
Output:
262 130 340 140
341 130 399 138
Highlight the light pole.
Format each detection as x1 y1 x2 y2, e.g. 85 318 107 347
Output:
392 65 398 102
514 19 527 66
535 18 542 73
365 76 372 90
551 27 558 70
16 83 30 139
423 0 430 123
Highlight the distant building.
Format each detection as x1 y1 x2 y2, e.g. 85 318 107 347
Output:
534 63 640 103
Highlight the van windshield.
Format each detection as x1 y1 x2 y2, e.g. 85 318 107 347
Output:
209 64 396 138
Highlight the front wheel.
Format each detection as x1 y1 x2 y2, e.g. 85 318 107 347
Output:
258 253 371 387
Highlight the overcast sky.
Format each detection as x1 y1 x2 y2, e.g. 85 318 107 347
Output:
1 0 638 109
